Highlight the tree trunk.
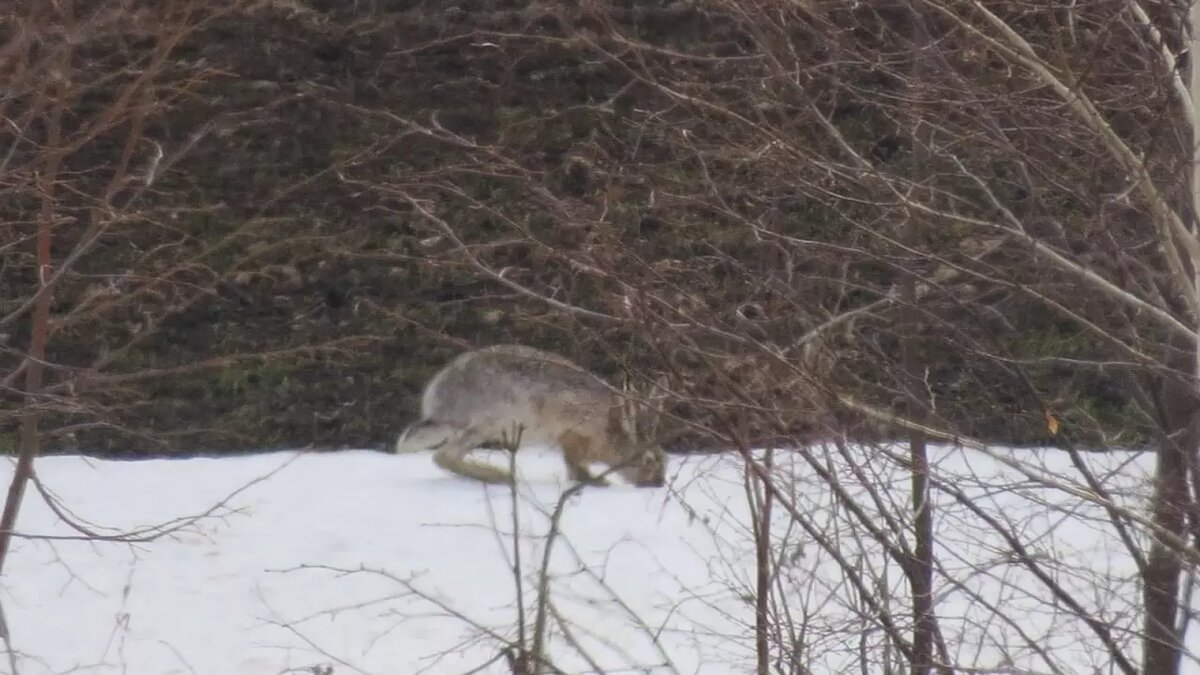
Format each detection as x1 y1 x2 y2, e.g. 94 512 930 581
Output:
0 13 69 572
1143 372 1194 674
1147 4 1200 672
904 9 940 674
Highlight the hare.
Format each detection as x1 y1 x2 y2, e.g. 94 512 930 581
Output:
395 345 667 487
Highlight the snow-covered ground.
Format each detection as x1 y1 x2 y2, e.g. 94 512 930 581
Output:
2 443 1196 674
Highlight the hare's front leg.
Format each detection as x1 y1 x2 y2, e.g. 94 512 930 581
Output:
559 431 610 487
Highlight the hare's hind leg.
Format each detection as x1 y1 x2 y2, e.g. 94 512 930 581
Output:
395 419 459 454
559 431 610 487
433 429 516 485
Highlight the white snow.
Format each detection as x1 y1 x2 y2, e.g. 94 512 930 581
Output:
1 443 1196 674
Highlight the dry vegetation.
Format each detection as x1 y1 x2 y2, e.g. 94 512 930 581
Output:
5 0 1200 673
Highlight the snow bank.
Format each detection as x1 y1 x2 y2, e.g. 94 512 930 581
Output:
1 444 1193 674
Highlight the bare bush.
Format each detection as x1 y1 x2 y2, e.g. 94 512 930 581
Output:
342 1 1200 672
7 1 1200 673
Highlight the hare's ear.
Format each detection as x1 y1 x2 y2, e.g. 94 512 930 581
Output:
619 375 640 438
637 375 669 442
